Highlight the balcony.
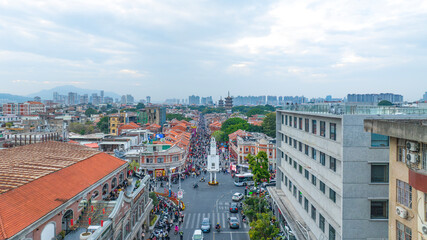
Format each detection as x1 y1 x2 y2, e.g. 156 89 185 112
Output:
284 104 427 115
409 167 427 192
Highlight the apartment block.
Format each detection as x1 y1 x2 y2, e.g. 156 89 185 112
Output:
270 105 427 240
365 119 427 240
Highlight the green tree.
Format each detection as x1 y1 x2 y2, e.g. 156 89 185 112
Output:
128 160 140 172
247 152 270 186
5 122 13 128
85 108 98 117
97 116 109 134
221 118 246 132
378 100 392 106
261 112 276 138
149 192 159 206
249 212 280 240
246 107 266 117
166 113 192 121
243 195 270 222
69 122 95 135
212 130 227 142
136 102 145 109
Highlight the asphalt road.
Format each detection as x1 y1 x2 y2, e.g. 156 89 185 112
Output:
165 169 250 240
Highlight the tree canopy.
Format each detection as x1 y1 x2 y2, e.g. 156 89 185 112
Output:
69 122 95 135
136 102 145 109
378 100 392 106
247 152 270 186
84 108 98 117
96 116 109 134
261 112 276 138
249 212 280 240
166 113 192 122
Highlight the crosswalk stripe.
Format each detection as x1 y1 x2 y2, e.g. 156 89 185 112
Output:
185 213 191 229
222 213 226 228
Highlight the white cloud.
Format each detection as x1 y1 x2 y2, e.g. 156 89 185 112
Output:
119 69 144 77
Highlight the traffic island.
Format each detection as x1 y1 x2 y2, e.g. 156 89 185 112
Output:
208 181 218 185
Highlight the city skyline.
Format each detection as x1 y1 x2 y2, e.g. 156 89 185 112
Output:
0 1 427 101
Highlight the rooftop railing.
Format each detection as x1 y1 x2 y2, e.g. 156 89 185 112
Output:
281 104 427 115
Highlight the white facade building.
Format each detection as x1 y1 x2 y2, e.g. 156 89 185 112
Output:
270 105 427 240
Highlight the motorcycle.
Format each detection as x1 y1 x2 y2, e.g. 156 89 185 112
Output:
215 225 221 232
199 178 205 182
193 183 198 188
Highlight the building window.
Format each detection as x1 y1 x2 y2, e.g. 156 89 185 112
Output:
312 120 317 134
305 145 309 155
288 137 292 146
293 161 297 170
285 154 288 162
371 200 388 219
299 142 302 152
371 133 389 147
396 221 411 240
157 157 164 163
320 121 325 137
299 117 303 130
285 115 288 125
293 185 297 198
320 152 326 166
371 164 389 183
397 139 406 163
285 135 288 144
293 139 297 149
329 225 336 240
320 181 326 193
298 191 302 204
319 214 325 232
423 143 427 171
305 170 309 180
282 151 284 158
425 193 427 221
329 189 336 203
294 117 297 128
397 180 412 208
289 116 292 126
299 165 303 174
311 205 316 221
289 157 292 165
311 175 317 186
305 119 309 132
312 148 316 160
285 176 288 186
304 197 309 212
172 156 179 162
289 181 292 192
330 123 336 140
282 115 284 124
330 157 336 172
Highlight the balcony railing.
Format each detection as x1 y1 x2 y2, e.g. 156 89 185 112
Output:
282 104 427 115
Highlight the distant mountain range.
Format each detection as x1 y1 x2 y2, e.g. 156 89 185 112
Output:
0 94 32 104
0 85 121 103
26 85 121 100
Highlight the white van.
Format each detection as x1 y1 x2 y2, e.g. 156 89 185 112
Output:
192 229 203 240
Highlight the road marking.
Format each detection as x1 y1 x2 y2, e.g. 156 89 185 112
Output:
184 213 190 228
222 213 226 228
230 232 233 240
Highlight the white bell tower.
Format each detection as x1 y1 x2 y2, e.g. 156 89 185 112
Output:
207 137 219 185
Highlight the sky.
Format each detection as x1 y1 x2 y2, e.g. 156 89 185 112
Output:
0 0 427 102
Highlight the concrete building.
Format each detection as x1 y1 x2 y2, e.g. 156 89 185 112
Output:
347 93 403 104
188 95 200 105
270 104 427 240
146 106 166 128
2 102 46 116
364 119 427 240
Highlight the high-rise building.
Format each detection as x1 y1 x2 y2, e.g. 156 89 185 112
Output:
53 92 59 102
188 95 200 105
121 94 134 105
347 93 403 104
423 92 427 101
146 96 151 104
80 94 89 105
67 92 78 105
100 90 104 104
218 97 224 108
271 105 426 240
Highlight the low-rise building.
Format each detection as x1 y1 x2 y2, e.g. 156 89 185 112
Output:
364 119 427 240
0 141 153 240
2 102 46 116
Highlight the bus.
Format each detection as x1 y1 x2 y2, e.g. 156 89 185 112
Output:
234 173 254 186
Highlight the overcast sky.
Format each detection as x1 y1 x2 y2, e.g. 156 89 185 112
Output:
1 0 427 102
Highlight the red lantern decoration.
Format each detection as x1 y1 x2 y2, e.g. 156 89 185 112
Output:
103 208 105 214
101 220 104 227
91 205 94 212
134 166 136 171
88 217 91 225
70 219 73 226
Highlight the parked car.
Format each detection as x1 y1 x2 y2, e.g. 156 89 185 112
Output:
201 218 211 232
232 192 244 201
229 202 239 213
229 217 240 229
261 180 276 188
192 229 203 240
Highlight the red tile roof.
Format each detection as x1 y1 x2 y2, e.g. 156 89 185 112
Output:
0 147 126 239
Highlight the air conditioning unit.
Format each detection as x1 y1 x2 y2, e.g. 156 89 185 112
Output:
406 153 420 164
396 206 408 219
406 141 419 152
422 224 427 235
